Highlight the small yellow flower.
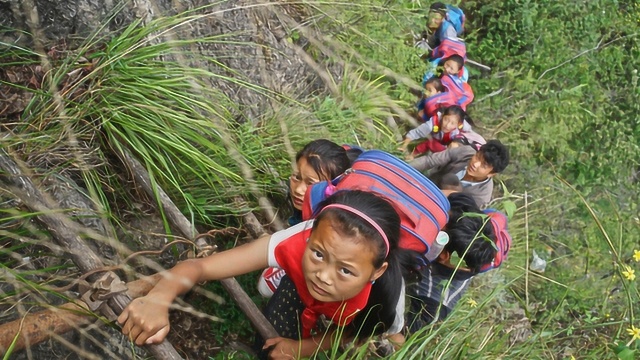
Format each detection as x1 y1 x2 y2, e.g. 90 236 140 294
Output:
633 249 640 262
466 298 478 308
622 266 636 281
627 325 640 341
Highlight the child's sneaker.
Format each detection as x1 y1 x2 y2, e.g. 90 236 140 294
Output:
257 267 286 297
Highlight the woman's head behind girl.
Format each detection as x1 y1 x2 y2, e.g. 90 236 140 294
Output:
304 190 399 302
438 105 474 134
290 140 351 210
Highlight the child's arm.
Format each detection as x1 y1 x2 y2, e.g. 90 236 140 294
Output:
397 137 413 153
409 145 461 172
118 234 271 345
406 122 434 142
399 121 434 154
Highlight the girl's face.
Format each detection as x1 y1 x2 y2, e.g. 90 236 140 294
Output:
290 157 323 210
444 60 461 76
302 217 387 302
424 83 440 98
441 114 461 133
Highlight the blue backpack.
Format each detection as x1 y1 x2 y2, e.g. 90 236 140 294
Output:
301 150 450 265
439 4 466 38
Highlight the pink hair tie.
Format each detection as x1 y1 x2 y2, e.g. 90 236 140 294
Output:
320 204 390 258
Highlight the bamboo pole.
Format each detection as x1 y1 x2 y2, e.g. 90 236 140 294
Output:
0 150 183 359
120 149 278 340
0 275 161 353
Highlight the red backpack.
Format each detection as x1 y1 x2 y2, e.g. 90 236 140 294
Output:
431 38 467 62
441 74 474 110
478 209 512 272
302 150 450 265
418 91 458 121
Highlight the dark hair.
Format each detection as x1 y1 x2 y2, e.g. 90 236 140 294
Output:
438 173 462 191
442 105 474 127
429 2 447 15
445 193 496 273
441 55 464 70
424 76 446 93
314 190 420 337
296 139 351 181
478 140 509 174
345 147 363 164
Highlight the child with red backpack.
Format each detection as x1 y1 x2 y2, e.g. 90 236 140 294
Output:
406 193 512 332
118 190 421 359
420 3 469 84
425 2 465 48
259 140 361 297
422 49 469 86
416 76 453 122
398 105 474 159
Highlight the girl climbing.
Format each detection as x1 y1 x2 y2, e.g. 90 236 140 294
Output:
416 76 456 123
286 139 353 226
399 105 474 159
118 190 417 359
258 139 361 297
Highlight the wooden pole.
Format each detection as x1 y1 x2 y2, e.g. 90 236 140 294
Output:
0 150 183 360
0 275 161 353
120 149 278 340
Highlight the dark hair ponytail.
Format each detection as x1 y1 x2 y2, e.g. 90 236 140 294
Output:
297 139 351 181
315 190 421 337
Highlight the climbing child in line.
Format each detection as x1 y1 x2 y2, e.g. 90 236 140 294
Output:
423 53 469 87
398 105 474 159
258 139 360 298
118 190 418 359
423 2 465 49
416 76 450 122
438 173 463 194
406 192 511 332
286 139 352 226
441 54 468 82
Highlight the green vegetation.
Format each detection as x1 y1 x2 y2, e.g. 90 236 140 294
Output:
1 0 639 358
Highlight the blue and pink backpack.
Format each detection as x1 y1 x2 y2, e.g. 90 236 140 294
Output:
301 150 450 265
437 4 466 39
431 38 467 62
417 90 458 121
441 74 474 109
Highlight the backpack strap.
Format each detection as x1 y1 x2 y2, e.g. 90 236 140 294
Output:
478 209 512 273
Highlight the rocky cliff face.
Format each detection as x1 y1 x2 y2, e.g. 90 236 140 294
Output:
1 0 331 121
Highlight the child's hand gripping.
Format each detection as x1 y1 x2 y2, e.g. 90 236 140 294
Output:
263 337 301 360
117 295 171 346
